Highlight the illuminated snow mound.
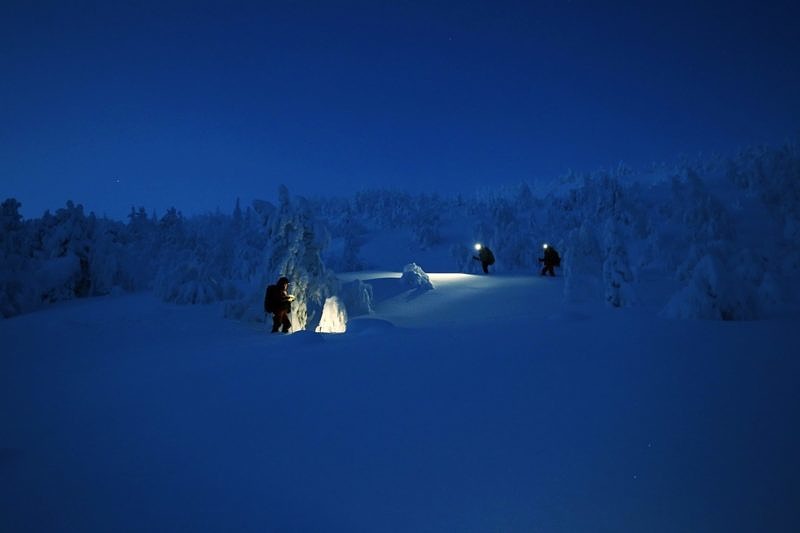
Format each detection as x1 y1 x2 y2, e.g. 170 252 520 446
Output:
316 296 348 333
400 263 434 291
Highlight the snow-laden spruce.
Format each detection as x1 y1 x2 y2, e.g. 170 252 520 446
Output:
2 140 799 320
224 185 340 332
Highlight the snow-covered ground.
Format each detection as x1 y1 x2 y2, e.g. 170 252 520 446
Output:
2 144 799 530
2 270 798 532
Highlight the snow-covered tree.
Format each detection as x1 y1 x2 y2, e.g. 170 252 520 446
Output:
339 279 374 317
563 223 603 304
225 185 338 331
662 253 758 320
411 194 443 250
0 198 35 317
2 139 798 323
28 201 94 302
601 220 637 308
262 186 336 330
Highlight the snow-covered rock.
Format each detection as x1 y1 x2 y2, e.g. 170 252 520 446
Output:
401 263 434 290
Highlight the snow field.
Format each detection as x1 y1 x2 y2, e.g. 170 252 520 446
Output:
2 272 799 532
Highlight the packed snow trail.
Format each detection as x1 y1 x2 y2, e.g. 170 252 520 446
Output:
339 272 566 328
1 277 799 532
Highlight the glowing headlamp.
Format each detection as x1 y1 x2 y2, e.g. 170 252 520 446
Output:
474 243 482 251
543 243 549 249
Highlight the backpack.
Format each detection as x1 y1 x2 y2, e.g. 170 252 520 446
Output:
484 248 495 265
264 285 278 313
544 247 560 267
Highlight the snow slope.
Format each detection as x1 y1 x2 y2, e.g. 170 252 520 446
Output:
2 271 799 532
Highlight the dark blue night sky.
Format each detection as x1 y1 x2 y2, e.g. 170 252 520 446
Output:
2 1 799 219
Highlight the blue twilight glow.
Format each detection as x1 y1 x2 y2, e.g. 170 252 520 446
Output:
1 1 799 219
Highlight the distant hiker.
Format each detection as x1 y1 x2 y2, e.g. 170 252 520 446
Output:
473 243 495 274
538 243 560 276
264 276 295 333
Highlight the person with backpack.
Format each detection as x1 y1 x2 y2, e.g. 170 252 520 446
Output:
264 276 295 333
538 243 560 276
473 243 495 274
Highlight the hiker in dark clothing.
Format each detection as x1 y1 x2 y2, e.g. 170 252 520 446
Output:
538 243 560 276
264 276 295 333
473 243 495 274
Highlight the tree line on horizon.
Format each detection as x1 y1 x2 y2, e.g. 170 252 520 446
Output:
1 141 798 322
